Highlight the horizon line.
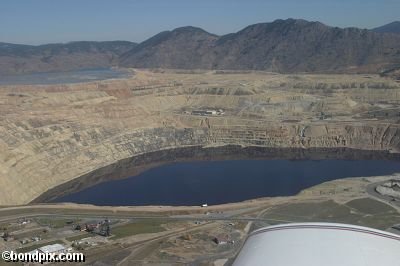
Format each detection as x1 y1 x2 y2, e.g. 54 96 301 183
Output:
1 18 398 46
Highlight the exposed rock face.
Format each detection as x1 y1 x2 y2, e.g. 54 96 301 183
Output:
8 124 400 205
1 70 400 205
34 144 400 204
0 41 137 75
119 27 218 69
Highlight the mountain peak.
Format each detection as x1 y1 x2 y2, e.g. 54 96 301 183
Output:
271 18 307 24
373 21 400 34
171 26 214 35
269 18 325 27
238 18 328 34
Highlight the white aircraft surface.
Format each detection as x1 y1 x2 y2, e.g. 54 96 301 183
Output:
233 223 400 266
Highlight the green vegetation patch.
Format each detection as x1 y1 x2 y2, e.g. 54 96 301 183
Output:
66 233 93 242
358 214 400 230
345 198 397 215
14 228 47 240
111 220 166 239
264 200 355 222
263 199 400 230
0 223 19 232
35 218 79 229
16 240 65 253
233 221 248 231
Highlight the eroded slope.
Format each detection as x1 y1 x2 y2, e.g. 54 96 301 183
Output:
1 70 400 205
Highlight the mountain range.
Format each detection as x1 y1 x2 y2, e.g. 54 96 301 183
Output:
1 19 400 75
0 41 136 75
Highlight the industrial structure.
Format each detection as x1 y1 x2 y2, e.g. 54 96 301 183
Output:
191 109 224 116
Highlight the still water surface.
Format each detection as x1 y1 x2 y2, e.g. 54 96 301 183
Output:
53 159 400 206
0 68 130 85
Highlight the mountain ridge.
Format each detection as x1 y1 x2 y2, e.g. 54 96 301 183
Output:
120 18 400 73
2 19 400 75
373 21 400 34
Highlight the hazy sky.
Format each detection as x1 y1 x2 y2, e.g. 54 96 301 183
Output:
1 0 399 45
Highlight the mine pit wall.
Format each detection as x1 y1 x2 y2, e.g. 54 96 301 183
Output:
33 145 400 204
29 122 400 205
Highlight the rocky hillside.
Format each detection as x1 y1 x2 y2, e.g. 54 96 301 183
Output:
373 21 400 34
120 19 400 73
119 27 218 69
0 41 136 75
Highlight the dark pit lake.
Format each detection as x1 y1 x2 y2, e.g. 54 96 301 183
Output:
0 68 131 85
52 159 400 206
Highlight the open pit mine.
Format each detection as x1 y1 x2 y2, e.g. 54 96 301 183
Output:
1 69 400 206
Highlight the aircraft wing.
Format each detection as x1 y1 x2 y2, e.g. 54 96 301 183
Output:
233 223 400 266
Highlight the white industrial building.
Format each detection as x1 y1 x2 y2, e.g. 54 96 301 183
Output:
38 243 67 254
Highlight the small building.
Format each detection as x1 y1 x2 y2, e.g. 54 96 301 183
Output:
191 109 223 116
18 218 30 225
201 203 208 207
214 234 230 245
32 236 41 242
20 239 30 245
38 243 67 254
2 232 14 242
205 110 217 116
192 110 207 116
85 223 99 232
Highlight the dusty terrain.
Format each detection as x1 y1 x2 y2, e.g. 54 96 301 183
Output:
1 175 400 265
1 69 400 205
